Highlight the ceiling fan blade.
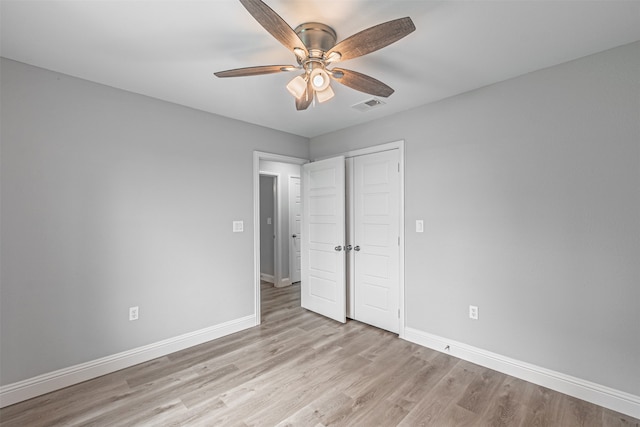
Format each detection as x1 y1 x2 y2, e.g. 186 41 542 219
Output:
330 68 394 97
326 17 415 62
239 0 308 57
214 65 295 78
295 79 314 111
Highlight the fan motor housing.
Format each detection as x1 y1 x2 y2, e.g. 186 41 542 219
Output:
294 22 337 59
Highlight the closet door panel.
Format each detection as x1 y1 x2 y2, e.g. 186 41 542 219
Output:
353 150 400 333
301 156 346 323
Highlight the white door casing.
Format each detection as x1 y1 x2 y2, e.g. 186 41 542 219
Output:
253 151 308 326
288 176 301 283
353 150 400 333
301 156 346 323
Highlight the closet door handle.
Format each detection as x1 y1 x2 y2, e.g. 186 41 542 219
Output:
334 246 343 252
345 245 353 251
353 245 361 252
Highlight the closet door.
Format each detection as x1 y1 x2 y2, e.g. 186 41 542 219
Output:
353 150 400 333
301 156 346 323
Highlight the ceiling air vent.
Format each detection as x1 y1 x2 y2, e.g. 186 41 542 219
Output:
352 98 386 112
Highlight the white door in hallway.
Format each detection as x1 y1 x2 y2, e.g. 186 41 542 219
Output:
353 150 400 333
301 156 346 323
289 176 301 283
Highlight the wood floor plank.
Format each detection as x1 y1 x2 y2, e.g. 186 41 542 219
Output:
219 335 366 425
434 402 479 427
398 360 478 426
519 381 564 427
241 353 370 426
70 367 200 426
603 407 640 427
179 335 323 409
456 365 506 414
326 355 428 425
1 281 639 427
0 377 130 427
560 394 605 427
161 397 230 427
479 375 530 426
387 351 460 413
277 391 353 427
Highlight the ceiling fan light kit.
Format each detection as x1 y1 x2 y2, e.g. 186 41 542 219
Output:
286 75 307 99
315 84 335 103
310 68 329 91
214 0 415 111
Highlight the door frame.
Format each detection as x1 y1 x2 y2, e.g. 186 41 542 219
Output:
253 151 308 326
313 140 406 337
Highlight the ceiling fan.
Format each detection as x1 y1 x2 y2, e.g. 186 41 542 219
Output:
214 0 415 110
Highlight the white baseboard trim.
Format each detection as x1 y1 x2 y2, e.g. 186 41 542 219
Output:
0 314 256 408
260 273 274 283
402 327 640 419
275 277 291 288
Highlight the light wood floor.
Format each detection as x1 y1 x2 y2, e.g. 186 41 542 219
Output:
1 282 638 426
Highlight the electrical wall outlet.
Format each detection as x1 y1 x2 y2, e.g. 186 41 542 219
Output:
233 221 244 232
129 306 139 321
469 305 478 320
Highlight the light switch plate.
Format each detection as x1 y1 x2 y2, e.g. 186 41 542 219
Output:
416 220 424 233
233 221 244 232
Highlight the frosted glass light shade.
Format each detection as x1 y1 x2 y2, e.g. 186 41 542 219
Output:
316 85 335 103
325 52 342 63
309 68 330 91
286 75 307 99
293 48 306 60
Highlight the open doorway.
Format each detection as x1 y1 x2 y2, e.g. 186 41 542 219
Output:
259 174 276 284
253 152 307 325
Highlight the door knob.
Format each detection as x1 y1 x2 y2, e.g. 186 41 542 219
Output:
346 245 353 251
334 246 343 252
353 245 361 251
292 234 297 238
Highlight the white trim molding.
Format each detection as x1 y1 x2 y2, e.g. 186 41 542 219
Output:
260 273 275 284
276 277 291 288
0 315 256 408
403 327 640 419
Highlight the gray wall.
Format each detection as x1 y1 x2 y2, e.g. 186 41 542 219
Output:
0 58 309 385
259 175 275 277
310 42 640 396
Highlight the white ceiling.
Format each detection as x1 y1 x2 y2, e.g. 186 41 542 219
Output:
2 1 639 138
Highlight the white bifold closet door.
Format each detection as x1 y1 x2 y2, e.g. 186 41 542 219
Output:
301 151 399 333
351 150 400 333
301 156 346 323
